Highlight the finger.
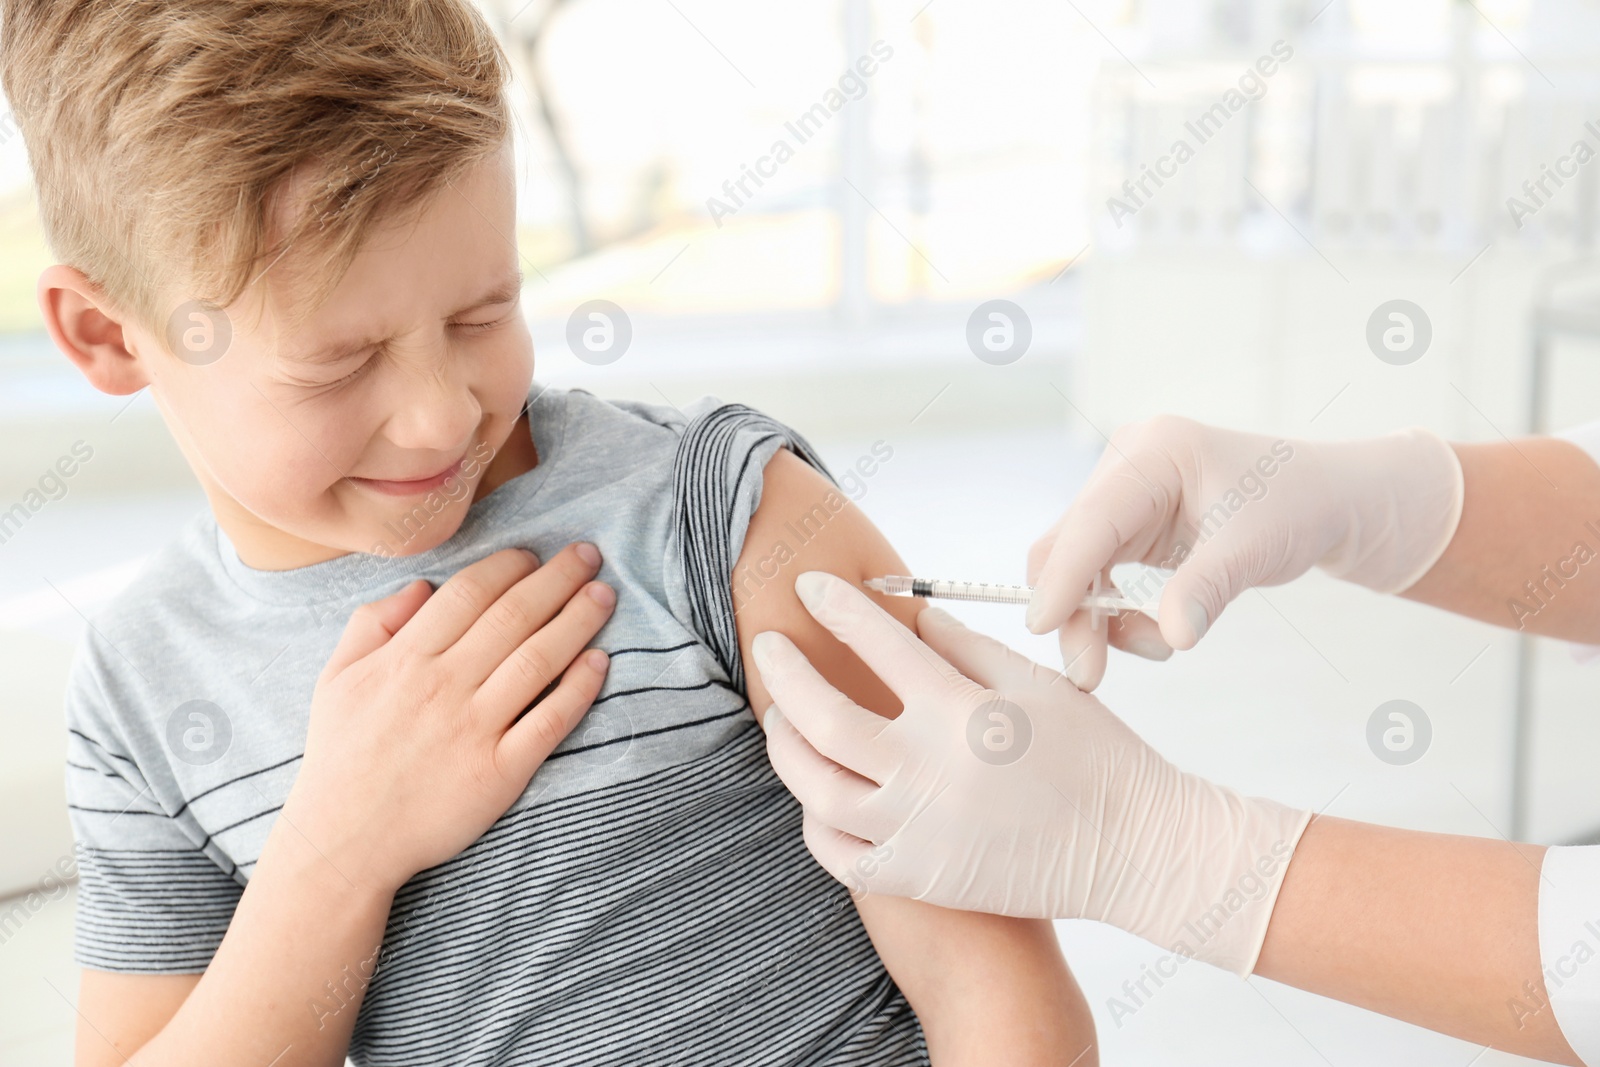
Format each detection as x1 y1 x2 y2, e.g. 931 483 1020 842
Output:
1157 534 1247 650
476 580 617 720
915 606 1068 695
1032 440 1125 583
405 547 541 654
498 648 610 778
1025 468 1164 635
764 705 893 842
752 631 899 784
1056 609 1108 690
453 543 603 682
1106 609 1173 662
791 571 983 708
323 579 433 679
801 812 879 897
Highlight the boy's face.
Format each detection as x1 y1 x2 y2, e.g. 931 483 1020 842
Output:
132 141 533 568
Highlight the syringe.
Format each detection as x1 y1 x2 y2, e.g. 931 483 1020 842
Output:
862 574 1143 615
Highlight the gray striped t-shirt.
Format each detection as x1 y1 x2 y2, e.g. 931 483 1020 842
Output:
62 384 927 1066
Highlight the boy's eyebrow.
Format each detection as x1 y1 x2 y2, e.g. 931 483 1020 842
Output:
289 270 525 365
453 270 524 316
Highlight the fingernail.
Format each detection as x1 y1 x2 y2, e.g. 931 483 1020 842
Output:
575 542 601 567
1184 600 1210 644
795 572 830 613
1126 634 1173 662
521 548 541 566
763 704 784 735
1024 593 1045 632
752 631 782 675
587 582 616 607
1061 642 1097 689
1064 660 1093 690
585 648 609 670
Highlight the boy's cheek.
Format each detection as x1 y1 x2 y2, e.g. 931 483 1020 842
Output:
484 324 536 395
155 359 347 494
208 417 362 518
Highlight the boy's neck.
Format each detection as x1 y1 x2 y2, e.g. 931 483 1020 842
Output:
475 412 539 500
217 414 539 571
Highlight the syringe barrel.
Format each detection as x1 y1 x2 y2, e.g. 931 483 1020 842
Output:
920 580 1034 604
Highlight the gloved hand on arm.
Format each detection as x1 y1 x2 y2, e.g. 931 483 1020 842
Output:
755 572 1584 1063
752 571 1311 977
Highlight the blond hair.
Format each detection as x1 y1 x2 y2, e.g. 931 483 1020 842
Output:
0 0 511 336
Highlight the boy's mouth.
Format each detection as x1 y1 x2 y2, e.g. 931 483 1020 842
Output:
350 455 467 497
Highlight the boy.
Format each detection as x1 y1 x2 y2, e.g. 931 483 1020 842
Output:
2 1 1098 1062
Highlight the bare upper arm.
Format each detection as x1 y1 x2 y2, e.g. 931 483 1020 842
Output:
732 447 922 725
76 969 198 1065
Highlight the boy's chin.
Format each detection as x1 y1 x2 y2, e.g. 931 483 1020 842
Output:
359 504 471 559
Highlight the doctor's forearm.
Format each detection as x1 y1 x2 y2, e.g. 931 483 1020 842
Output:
1253 815 1578 1064
1400 438 1600 642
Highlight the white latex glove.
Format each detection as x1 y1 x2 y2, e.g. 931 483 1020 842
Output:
752 571 1312 978
1026 415 1465 689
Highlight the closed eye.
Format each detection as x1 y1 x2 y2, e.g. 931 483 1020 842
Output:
314 353 376 389
280 350 375 390
450 313 515 334
451 290 520 334
289 303 517 387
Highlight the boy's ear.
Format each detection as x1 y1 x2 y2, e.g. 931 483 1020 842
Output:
37 263 153 396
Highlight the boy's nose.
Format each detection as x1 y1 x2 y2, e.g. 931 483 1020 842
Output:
383 358 482 453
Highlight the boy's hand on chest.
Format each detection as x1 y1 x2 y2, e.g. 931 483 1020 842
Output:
282 543 617 894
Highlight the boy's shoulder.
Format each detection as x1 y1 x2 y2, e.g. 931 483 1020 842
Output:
64 508 225 668
97 506 239 625
62 509 231 730
530 385 748 495
547 386 730 458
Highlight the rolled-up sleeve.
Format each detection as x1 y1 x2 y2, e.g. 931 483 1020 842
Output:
1540 846 1600 1063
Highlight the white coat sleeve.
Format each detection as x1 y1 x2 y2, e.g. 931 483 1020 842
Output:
1540 846 1600 1063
